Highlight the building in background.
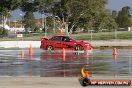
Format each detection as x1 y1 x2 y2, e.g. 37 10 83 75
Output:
0 18 44 32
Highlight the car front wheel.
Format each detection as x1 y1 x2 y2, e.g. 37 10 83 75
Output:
75 45 84 51
46 45 54 50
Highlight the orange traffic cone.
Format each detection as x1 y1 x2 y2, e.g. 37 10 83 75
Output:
113 48 117 55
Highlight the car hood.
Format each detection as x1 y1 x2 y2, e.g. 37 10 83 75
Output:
76 40 89 44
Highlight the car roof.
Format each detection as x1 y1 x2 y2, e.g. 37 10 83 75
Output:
53 36 69 37
50 36 69 39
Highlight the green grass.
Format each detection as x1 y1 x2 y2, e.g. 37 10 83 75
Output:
0 33 55 41
1 31 132 41
72 31 132 40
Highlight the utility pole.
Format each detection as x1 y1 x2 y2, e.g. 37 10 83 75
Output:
20 14 23 28
44 17 47 37
53 17 56 34
42 14 44 30
42 13 47 37
114 29 117 40
90 30 94 43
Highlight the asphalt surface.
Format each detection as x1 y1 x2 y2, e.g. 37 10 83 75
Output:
0 76 131 88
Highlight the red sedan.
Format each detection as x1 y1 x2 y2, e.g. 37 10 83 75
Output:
40 36 92 51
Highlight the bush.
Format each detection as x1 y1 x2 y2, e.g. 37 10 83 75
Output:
34 27 40 32
0 28 8 38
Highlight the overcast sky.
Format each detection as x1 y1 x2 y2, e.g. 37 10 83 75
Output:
106 0 132 11
10 0 132 21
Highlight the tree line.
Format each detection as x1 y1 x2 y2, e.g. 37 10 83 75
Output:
0 0 132 34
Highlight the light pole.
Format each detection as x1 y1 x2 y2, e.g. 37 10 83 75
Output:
44 17 47 37
42 14 44 30
53 16 56 34
52 16 58 35
14 19 16 29
90 30 94 43
20 14 23 28
114 29 117 40
42 13 47 37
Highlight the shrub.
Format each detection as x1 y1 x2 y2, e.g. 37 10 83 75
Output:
34 26 40 32
0 28 8 38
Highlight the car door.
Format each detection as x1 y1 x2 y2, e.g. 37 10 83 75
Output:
61 36 75 50
50 36 62 49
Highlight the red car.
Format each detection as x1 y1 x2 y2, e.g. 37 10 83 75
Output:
40 36 92 51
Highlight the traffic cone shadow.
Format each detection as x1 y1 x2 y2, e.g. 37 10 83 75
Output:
29 44 33 60
21 48 24 60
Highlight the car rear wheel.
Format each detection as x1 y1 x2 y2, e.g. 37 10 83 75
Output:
46 45 54 50
75 45 84 51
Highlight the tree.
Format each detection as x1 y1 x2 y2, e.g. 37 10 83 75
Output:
116 6 132 28
20 0 38 32
112 10 117 19
0 0 22 28
98 12 118 31
40 0 118 33
21 0 118 34
36 0 67 34
65 0 118 32
35 0 54 14
23 11 36 32
21 0 37 12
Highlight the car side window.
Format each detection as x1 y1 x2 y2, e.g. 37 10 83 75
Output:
62 37 70 42
51 36 61 41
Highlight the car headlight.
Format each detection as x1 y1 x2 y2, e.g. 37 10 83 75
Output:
85 44 89 45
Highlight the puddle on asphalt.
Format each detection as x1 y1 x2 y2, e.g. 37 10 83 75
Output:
0 49 132 77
